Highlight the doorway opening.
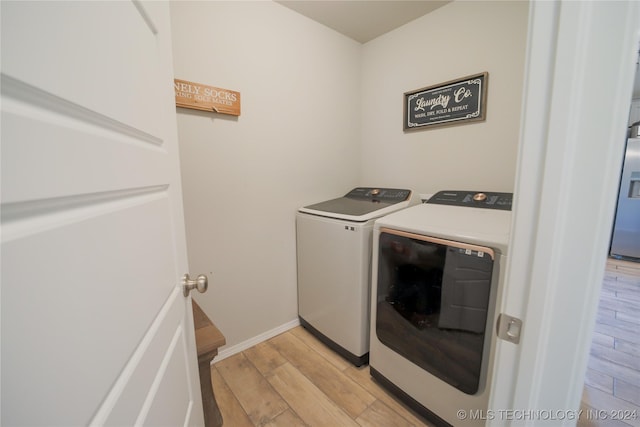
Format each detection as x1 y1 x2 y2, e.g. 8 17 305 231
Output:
579 59 640 426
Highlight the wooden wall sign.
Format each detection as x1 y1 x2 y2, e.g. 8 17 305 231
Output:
404 72 487 131
174 78 241 116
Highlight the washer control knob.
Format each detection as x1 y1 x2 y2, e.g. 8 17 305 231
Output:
473 192 488 202
371 188 381 196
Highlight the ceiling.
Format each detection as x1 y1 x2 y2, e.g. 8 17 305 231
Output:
275 1 451 43
274 1 640 108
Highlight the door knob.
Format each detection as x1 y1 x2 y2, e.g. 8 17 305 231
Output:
182 273 208 297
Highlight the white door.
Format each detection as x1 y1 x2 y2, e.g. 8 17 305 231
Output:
1 2 204 426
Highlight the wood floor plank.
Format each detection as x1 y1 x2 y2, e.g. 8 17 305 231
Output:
616 338 640 358
597 296 640 320
589 348 640 388
617 289 640 304
599 307 618 319
215 352 289 425
606 259 640 277
615 378 640 407
210 366 254 427
289 325 352 372
343 365 433 427
599 285 619 299
356 400 414 427
602 280 640 299
582 385 640 427
261 409 308 427
591 342 640 372
618 269 640 278
243 339 288 376
269 331 376 419
266 362 360 427
617 311 640 326
592 331 616 348
585 368 614 394
605 272 640 286
594 317 640 345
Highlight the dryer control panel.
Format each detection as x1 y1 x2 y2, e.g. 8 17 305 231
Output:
346 187 412 203
427 190 513 210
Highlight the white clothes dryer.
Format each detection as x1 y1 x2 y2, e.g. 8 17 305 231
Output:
369 190 512 426
297 187 417 366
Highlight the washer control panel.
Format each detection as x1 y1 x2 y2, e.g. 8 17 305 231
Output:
346 187 412 203
427 190 513 210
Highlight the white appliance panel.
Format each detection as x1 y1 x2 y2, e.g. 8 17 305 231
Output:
296 213 373 356
369 201 512 426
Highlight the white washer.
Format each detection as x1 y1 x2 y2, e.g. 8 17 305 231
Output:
296 187 418 366
369 191 512 426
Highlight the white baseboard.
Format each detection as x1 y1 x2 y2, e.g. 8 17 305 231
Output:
212 317 300 364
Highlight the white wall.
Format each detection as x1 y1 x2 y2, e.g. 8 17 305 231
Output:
170 1 362 349
360 1 529 194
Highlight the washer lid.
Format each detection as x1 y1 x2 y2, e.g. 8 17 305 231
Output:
299 187 414 221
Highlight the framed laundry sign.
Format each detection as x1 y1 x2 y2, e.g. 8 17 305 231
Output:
404 72 487 131
174 78 241 116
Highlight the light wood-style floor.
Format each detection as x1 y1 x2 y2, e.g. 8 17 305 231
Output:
211 325 433 427
579 258 640 427
211 257 639 427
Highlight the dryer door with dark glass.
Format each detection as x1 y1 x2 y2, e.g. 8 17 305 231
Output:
375 228 494 395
